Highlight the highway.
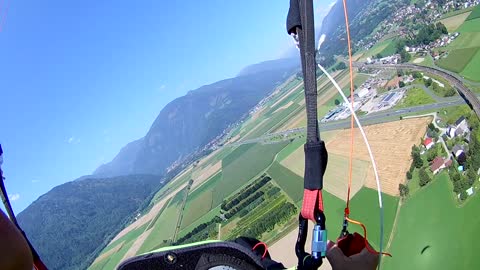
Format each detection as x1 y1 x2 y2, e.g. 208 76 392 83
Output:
233 99 465 146
355 63 480 119
319 99 464 132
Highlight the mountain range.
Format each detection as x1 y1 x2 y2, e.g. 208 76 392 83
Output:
17 58 299 270
94 58 299 177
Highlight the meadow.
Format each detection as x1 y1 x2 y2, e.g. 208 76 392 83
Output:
383 173 480 269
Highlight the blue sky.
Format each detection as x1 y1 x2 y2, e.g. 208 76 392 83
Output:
0 0 334 213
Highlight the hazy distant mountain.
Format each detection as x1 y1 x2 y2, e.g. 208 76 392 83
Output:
95 58 299 177
237 58 299 76
17 174 162 270
93 138 143 177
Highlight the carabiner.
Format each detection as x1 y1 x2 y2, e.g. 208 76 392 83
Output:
340 216 349 238
295 210 327 270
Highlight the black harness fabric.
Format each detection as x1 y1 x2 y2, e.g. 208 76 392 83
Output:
287 0 301 34
290 0 328 191
303 141 328 190
117 241 285 270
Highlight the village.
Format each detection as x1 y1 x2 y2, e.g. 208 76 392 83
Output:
417 113 480 200
357 0 478 55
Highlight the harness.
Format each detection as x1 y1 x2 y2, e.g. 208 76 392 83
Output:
0 144 48 270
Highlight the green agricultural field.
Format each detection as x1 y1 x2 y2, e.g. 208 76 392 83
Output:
146 198 171 230
96 241 134 270
396 88 436 108
445 18 480 50
353 73 370 88
181 172 223 229
461 49 480 81
89 211 167 269
439 105 471 124
348 188 399 249
382 173 480 270
275 139 304 162
243 105 300 140
437 47 479 73
466 5 480 21
418 54 435 68
138 188 187 253
216 142 288 207
267 162 304 203
178 206 221 239
379 40 397 57
151 168 192 203
99 223 148 256
359 39 396 60
222 144 255 168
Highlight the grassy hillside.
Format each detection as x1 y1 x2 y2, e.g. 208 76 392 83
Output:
383 173 480 269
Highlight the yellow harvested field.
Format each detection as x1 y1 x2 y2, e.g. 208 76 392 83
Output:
191 161 221 189
119 228 154 265
273 101 294 114
91 241 124 266
281 145 368 201
109 183 187 243
413 57 425 64
197 147 222 167
269 222 332 270
440 11 471 32
326 117 432 196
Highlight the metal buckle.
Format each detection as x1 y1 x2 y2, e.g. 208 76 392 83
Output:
295 210 327 270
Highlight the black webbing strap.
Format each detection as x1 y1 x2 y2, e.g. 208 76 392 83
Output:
287 0 327 192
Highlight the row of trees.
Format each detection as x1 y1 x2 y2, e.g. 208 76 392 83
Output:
238 197 265 218
223 190 265 219
241 202 297 239
395 39 411 62
220 175 271 211
175 216 222 244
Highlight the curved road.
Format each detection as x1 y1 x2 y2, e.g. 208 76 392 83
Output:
355 63 480 118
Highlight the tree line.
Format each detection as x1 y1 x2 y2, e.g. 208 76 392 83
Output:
221 175 271 211
240 201 297 239
175 216 222 245
223 190 265 219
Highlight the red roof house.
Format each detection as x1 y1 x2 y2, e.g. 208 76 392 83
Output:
430 157 452 174
423 138 434 150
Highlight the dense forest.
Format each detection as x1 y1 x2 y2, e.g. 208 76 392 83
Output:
17 175 163 270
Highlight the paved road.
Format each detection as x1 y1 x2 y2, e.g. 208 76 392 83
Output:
356 63 480 118
233 99 465 146
319 99 464 132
